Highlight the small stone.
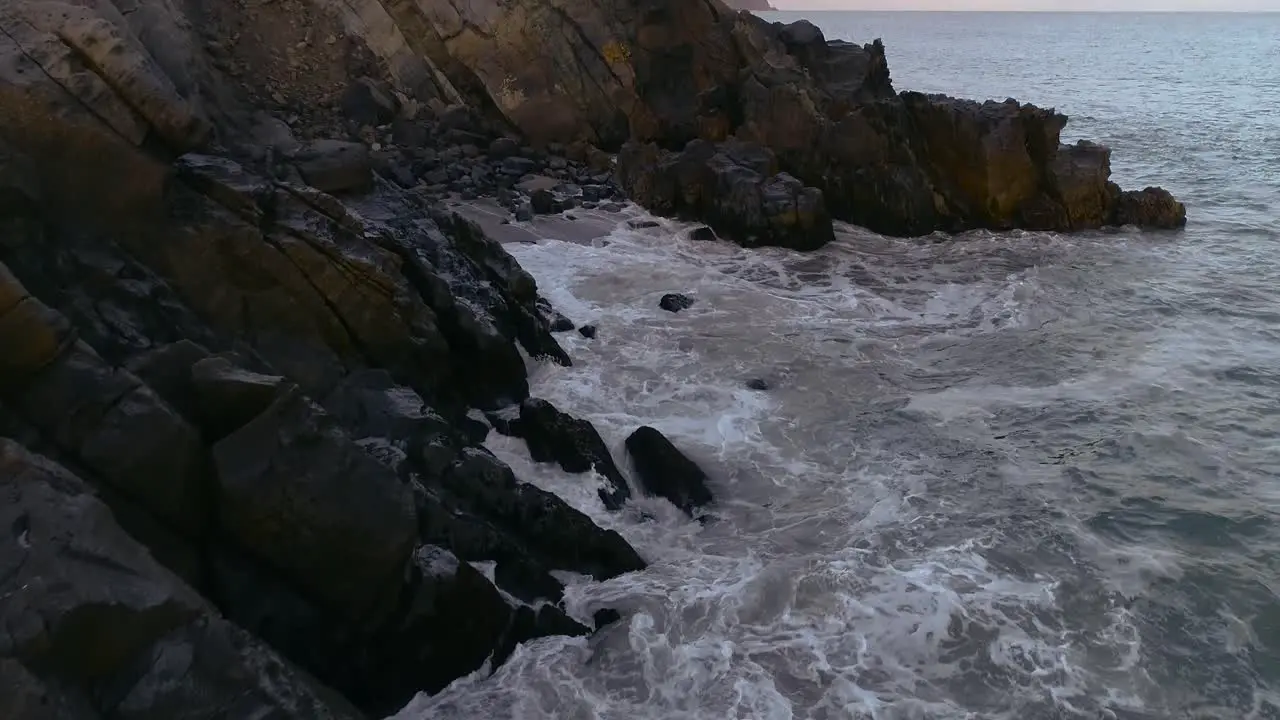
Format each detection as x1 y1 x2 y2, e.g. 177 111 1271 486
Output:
515 203 533 222
745 378 769 391
578 324 598 339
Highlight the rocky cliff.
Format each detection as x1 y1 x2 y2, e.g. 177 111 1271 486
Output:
0 0 1184 717
723 0 777 10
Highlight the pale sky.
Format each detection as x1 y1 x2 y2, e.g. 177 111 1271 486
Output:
771 0 1279 9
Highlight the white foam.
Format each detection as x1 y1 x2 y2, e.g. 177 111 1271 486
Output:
393 213 1161 719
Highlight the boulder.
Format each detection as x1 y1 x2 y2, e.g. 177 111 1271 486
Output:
341 76 399 127
616 140 835 251
518 398 631 510
625 426 714 516
291 140 373 194
1113 187 1187 229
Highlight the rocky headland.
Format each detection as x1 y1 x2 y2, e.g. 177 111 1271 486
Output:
0 0 1184 717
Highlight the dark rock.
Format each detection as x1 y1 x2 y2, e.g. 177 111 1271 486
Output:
536 297 576 332
321 370 451 463
515 203 533 222
370 151 418 188
659 293 696 313
494 559 566 603
494 605 590 669
489 137 521 159
689 225 717 241
530 188 557 215
519 398 630 510
190 356 287 440
292 140 372 194
392 117 431 149
617 139 834 251
578 324 598 339
502 156 538 175
351 546 517 715
624 426 714 516
211 386 418 623
627 219 660 229
484 405 524 437
0 440 365 720
340 77 399 128
418 446 646 580
593 608 623 630
745 377 770 391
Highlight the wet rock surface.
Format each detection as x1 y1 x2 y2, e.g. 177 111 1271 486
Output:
625 426 715 516
660 293 697 313
517 398 632 511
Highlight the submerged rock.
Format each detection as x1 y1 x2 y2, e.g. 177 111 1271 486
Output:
660 293 696 313
625 426 714 516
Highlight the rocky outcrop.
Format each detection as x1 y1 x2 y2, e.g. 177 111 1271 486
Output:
625 426 714 517
0 0 1186 715
617 140 834 251
614 19 1184 242
723 0 776 9
0 1 648 715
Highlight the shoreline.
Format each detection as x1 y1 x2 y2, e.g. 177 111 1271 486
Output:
0 1 1191 717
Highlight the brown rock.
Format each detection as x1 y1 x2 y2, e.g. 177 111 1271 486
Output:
1113 187 1188 229
616 139 834 251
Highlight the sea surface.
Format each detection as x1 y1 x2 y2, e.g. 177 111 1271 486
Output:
395 12 1280 720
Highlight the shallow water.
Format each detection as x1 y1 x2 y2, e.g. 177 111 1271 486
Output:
394 12 1280 720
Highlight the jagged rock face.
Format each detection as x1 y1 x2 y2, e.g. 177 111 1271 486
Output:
0 440 367 720
0 3 646 716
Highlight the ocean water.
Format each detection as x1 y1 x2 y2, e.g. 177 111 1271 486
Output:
394 13 1280 720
